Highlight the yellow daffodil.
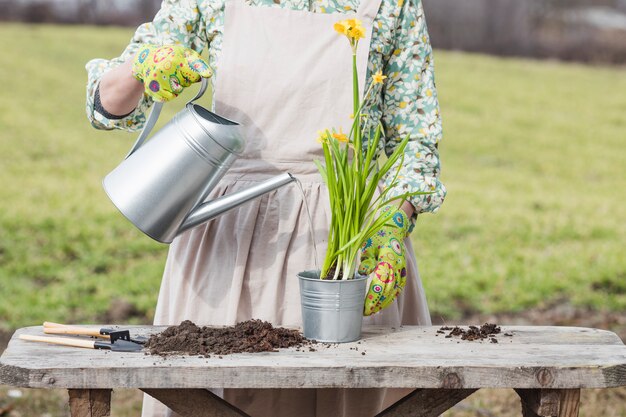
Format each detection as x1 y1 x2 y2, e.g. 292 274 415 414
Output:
317 129 330 144
347 25 365 41
332 128 349 143
334 18 365 48
313 15 432 287
333 21 349 35
346 18 363 28
372 70 387 84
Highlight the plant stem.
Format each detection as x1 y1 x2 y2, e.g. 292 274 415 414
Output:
352 53 360 147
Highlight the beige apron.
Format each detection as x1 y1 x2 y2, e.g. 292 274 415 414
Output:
142 0 431 415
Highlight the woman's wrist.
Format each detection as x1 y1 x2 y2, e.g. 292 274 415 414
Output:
400 200 415 219
98 59 144 117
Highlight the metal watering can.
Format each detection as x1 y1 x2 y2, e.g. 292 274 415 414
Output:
103 78 295 243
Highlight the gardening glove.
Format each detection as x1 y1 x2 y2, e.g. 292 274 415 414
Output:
359 205 410 316
131 44 212 102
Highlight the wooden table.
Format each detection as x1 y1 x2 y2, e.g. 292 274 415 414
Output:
1 325 626 417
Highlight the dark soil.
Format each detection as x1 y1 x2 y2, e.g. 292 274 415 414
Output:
145 319 313 357
434 300 626 343
438 323 503 343
323 265 345 280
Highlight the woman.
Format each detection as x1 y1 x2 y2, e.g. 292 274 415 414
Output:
86 0 445 415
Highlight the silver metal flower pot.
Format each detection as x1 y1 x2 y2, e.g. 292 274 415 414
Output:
297 270 368 343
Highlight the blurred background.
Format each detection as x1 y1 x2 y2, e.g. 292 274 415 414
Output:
2 0 626 63
0 0 625 416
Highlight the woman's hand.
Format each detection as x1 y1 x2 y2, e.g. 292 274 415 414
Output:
359 205 411 316
132 44 212 102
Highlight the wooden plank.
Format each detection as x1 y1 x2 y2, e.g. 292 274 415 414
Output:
141 389 250 417
2 326 626 389
558 389 580 417
515 389 560 416
375 388 477 417
68 389 111 417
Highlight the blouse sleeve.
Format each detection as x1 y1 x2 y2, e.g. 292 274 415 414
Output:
85 0 208 131
380 0 446 217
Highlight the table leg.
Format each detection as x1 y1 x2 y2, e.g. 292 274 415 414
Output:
515 389 581 417
375 388 478 417
516 389 560 417
141 388 251 417
558 389 580 417
68 389 111 417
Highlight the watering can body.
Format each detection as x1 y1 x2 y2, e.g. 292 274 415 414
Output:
103 78 295 243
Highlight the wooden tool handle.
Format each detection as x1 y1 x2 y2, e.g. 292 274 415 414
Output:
44 327 106 338
42 321 66 328
43 322 108 338
19 334 96 349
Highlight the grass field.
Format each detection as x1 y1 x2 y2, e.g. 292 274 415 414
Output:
0 22 625 417
419 48 626 319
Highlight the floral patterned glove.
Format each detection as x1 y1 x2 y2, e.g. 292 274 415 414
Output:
359 205 410 316
132 44 212 102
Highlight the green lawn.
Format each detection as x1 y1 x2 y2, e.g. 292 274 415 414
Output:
0 23 624 330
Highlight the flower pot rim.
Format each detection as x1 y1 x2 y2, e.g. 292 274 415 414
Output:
297 269 369 282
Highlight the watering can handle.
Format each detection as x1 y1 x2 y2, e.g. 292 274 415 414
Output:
124 77 210 159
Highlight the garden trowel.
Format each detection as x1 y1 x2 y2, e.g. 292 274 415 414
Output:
43 321 148 344
19 334 143 352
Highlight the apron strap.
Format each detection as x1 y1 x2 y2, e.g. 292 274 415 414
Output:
356 0 384 24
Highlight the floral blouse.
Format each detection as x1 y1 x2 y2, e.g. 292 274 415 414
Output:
86 0 446 216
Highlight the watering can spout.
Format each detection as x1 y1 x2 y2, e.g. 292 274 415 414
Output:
179 172 296 234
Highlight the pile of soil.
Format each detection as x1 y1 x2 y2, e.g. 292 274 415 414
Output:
438 323 507 343
145 319 312 357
